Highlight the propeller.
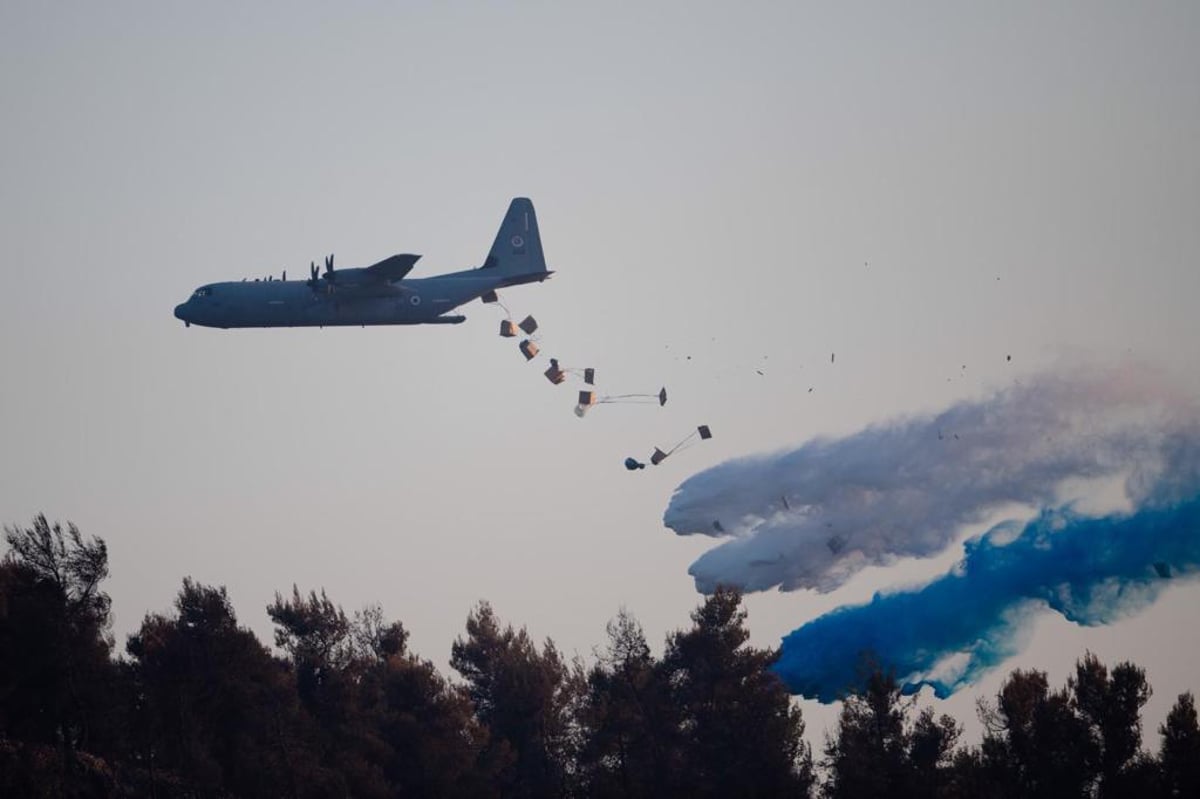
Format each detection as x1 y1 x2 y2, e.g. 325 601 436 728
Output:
305 255 337 295
306 260 326 294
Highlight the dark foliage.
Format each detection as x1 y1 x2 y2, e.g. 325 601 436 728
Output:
822 663 959 799
2 516 1199 799
579 590 814 798
1160 692 1200 797
451 600 584 797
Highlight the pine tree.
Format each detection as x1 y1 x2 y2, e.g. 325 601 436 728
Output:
577 609 677 797
661 587 814 798
978 668 1097 798
451 601 584 798
1068 652 1154 797
1159 692 1200 798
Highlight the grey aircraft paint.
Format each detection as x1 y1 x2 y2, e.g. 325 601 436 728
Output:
173 198 550 328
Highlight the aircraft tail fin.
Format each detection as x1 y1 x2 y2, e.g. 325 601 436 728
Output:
480 198 549 280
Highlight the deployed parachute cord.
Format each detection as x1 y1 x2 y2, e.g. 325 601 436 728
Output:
482 289 512 318
487 290 528 340
599 387 667 405
487 294 596 381
575 387 667 415
649 425 713 465
595 393 662 404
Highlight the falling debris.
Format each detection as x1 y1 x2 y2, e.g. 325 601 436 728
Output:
624 457 646 471
1154 561 1171 579
1007 355 1012 362
781 495 791 510
826 535 846 555
713 520 726 533
831 352 835 364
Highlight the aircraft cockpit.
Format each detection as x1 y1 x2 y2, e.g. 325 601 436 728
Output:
191 287 212 299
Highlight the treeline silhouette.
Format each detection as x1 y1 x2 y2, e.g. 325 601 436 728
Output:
2 516 1198 798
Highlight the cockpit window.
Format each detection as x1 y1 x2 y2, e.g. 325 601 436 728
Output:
193 287 211 298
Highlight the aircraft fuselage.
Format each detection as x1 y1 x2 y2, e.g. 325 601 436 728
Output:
174 197 552 329
173 269 546 329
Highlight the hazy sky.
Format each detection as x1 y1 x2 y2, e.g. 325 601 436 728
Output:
3 2 1198 746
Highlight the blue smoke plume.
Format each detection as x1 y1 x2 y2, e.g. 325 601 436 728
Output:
775 494 1200 702
662 366 1200 699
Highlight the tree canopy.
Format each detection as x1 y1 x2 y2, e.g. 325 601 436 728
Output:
2 516 1198 798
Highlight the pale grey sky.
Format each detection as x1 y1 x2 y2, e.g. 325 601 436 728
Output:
2 1 1198 746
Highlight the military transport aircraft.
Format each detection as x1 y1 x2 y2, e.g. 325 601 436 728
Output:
173 198 550 328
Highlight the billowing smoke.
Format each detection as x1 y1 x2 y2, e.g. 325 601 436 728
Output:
663 366 1197 593
775 493 1200 702
662 364 1200 700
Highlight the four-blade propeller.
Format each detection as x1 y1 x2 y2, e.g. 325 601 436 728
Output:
307 255 336 294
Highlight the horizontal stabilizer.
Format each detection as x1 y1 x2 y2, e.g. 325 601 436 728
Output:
366 253 421 282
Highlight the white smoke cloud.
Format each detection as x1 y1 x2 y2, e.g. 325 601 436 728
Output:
663 364 1198 594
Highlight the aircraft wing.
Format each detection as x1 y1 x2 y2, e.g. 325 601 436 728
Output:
365 253 421 282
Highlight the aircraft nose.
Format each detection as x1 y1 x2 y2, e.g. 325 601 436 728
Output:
174 303 188 322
